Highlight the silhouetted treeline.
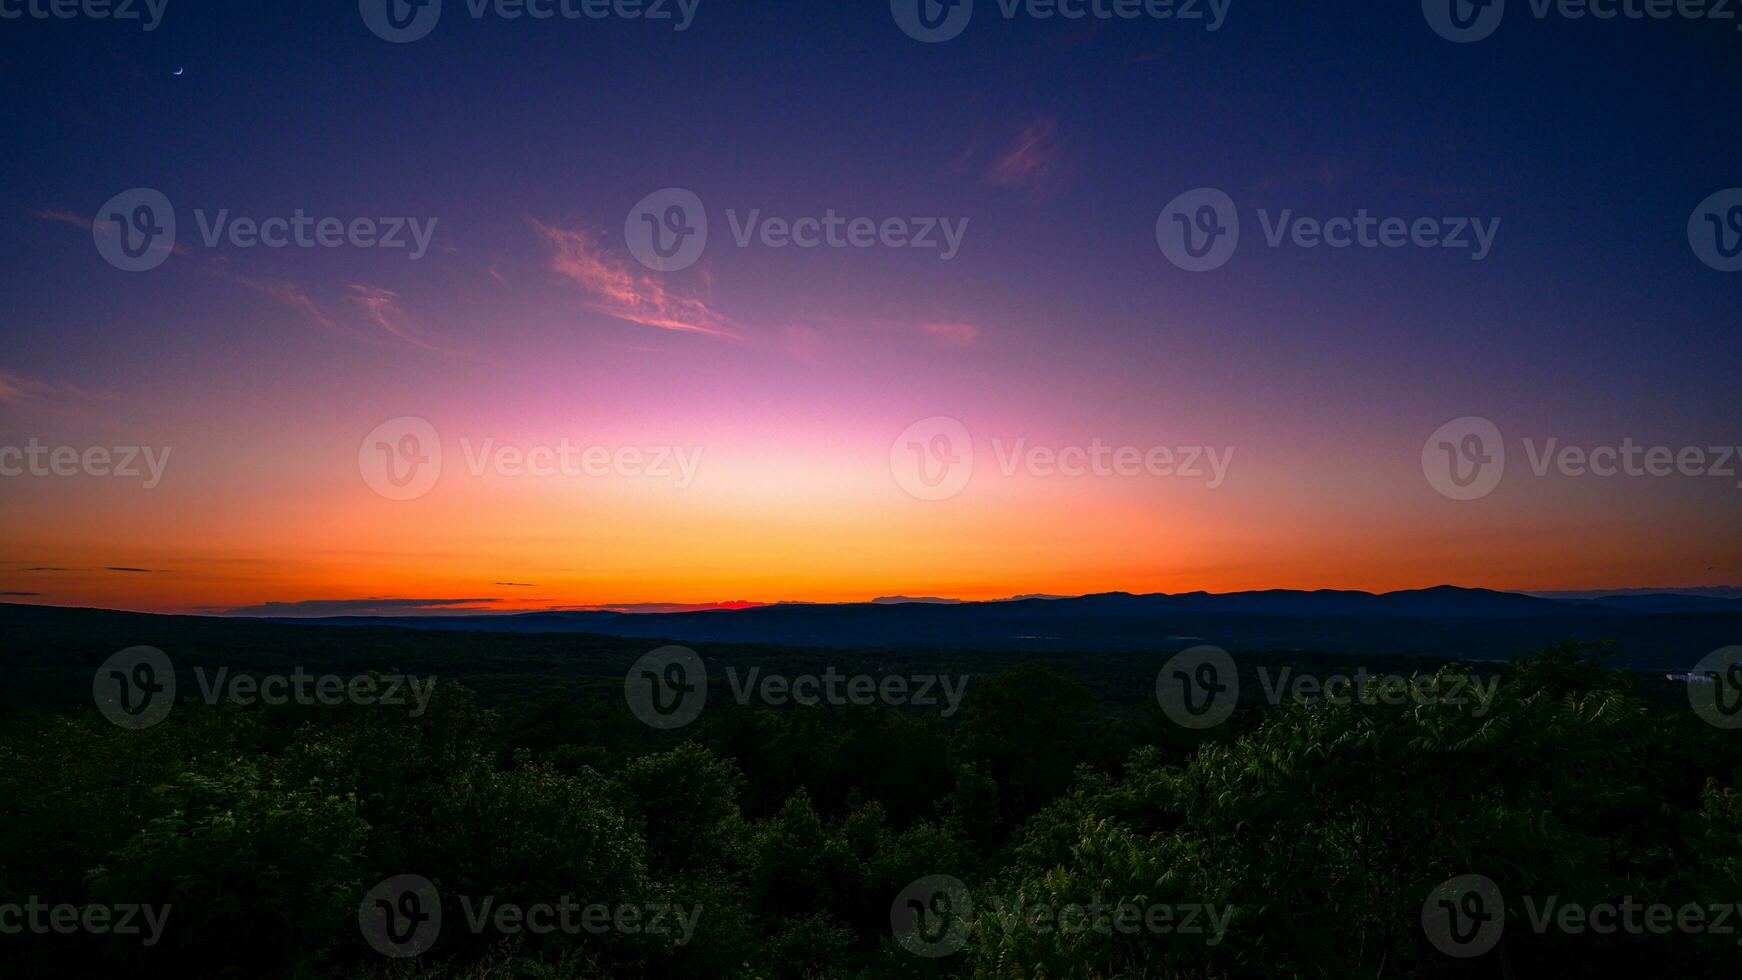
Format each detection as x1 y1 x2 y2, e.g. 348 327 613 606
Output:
0 606 1736 977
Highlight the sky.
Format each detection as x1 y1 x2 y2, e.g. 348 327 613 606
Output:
0 1 1738 615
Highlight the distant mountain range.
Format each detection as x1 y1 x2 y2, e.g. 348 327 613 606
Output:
253 586 1742 668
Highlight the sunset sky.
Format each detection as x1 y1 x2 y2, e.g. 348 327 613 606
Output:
1 2 1737 615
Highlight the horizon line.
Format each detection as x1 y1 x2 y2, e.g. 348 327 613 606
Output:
5 583 1742 619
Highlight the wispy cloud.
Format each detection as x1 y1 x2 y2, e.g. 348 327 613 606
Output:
6 565 154 573
0 369 54 404
920 322 981 347
37 208 445 353
0 369 126 409
555 601 766 614
349 285 444 352
34 208 88 230
209 267 450 353
40 214 332 328
986 117 1069 193
792 315 984 352
0 567 165 582
1253 162 1341 193
216 269 343 331
533 219 739 340
223 597 504 617
0 592 41 597
38 207 191 255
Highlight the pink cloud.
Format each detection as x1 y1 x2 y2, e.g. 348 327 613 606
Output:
222 271 342 330
0 370 52 404
204 268 446 353
780 315 983 356
987 117 1067 192
34 209 87 229
921 322 981 347
533 219 739 340
39 207 447 354
42 209 339 330
348 285 444 352
38 208 191 255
